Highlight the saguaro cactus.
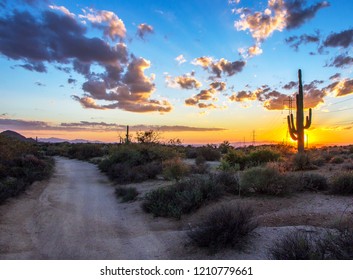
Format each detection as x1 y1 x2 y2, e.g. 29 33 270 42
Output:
125 125 130 144
287 69 312 153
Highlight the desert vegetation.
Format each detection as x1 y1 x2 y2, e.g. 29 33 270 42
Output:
0 135 53 203
14 129 353 259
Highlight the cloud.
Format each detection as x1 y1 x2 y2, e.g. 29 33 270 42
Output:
285 32 320 50
184 81 227 109
329 73 341 80
229 79 327 110
192 56 213 68
324 78 353 97
79 9 126 40
285 0 330 29
166 73 202 89
0 118 50 130
68 78 77 85
192 56 245 78
234 0 329 55
323 28 353 48
75 57 172 113
175 54 186 64
18 62 47 73
136 23 154 40
329 54 353 68
49 5 75 18
0 118 226 132
282 81 297 90
0 10 128 69
0 8 172 114
35 81 46 87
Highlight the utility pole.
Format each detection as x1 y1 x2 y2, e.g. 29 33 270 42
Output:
252 130 255 146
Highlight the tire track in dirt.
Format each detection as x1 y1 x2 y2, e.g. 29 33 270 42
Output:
0 157 184 259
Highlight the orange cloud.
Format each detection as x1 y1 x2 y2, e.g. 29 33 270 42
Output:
234 0 329 56
137 23 154 40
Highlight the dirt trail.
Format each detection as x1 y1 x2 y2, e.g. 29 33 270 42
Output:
1 157 352 260
0 157 184 260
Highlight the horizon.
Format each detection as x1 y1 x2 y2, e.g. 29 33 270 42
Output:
1 0 353 146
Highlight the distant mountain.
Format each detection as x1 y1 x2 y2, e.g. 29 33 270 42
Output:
0 130 36 142
39 137 104 144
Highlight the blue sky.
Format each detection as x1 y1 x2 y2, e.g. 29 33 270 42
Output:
0 0 353 144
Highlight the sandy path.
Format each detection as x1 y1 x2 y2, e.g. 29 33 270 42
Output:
0 157 184 260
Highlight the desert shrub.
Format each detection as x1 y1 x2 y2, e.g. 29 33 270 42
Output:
115 186 139 202
311 157 326 167
98 144 181 183
292 153 316 171
329 172 353 195
218 141 232 154
248 149 280 165
320 230 353 259
212 171 240 194
142 175 222 219
185 146 198 159
197 145 221 161
218 158 240 172
299 173 328 192
106 161 162 184
330 156 345 164
163 157 189 181
240 166 292 196
269 230 325 260
342 162 353 171
0 136 54 203
189 163 209 174
195 155 206 166
223 149 248 170
67 143 105 160
265 161 290 173
187 204 257 252
269 229 353 260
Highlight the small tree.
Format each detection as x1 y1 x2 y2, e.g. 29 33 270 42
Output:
136 130 162 144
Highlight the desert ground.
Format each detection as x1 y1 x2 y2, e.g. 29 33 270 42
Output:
1 156 352 260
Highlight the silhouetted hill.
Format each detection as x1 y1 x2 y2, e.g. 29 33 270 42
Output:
0 130 36 142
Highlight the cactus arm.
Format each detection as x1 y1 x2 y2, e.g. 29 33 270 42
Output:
290 113 297 133
304 108 312 129
287 115 298 141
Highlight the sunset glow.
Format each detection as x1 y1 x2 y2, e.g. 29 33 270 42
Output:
1 0 353 145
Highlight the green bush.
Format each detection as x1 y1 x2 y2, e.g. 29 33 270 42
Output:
329 172 353 195
188 204 257 252
142 175 223 219
0 136 54 203
248 149 280 165
197 145 221 161
240 166 292 196
98 144 182 183
223 150 248 170
163 157 189 181
115 186 139 202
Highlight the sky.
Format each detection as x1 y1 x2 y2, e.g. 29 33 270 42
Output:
0 0 353 145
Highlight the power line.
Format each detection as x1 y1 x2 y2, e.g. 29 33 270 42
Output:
315 106 353 114
329 96 353 106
